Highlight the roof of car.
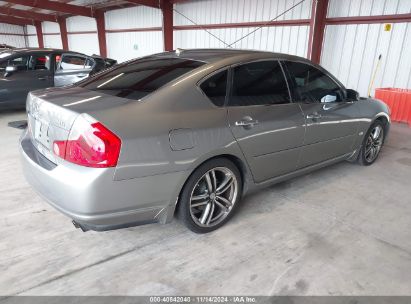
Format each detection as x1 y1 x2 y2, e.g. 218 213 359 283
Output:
154 48 310 64
4 48 83 56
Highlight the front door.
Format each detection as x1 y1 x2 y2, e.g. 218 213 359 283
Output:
284 61 360 168
0 53 54 107
227 60 305 183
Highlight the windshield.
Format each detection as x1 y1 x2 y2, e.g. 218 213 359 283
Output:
78 57 205 100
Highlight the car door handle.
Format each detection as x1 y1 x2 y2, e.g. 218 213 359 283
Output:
38 77 47 81
306 113 322 120
235 119 259 128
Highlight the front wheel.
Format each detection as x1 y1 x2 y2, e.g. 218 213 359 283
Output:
358 121 385 166
177 158 242 233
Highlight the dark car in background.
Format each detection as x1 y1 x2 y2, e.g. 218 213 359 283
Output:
0 44 15 50
0 48 117 110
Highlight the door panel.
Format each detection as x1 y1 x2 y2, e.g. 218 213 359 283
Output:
226 60 305 183
228 104 305 182
0 54 53 107
298 101 359 167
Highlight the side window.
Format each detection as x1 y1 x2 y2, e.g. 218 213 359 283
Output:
54 54 62 71
85 58 94 69
59 55 86 70
28 55 51 70
230 61 290 106
200 70 227 107
8 56 29 71
285 61 344 103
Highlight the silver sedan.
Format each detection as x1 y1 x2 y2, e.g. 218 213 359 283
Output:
19 49 390 233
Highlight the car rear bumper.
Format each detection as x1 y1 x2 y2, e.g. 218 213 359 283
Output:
19 130 185 231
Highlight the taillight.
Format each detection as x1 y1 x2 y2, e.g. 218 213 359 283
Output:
53 115 121 168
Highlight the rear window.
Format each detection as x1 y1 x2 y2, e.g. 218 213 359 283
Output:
78 57 205 100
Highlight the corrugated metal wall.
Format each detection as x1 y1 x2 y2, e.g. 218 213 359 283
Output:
105 6 163 62
42 21 62 49
0 23 26 48
66 16 99 56
12 0 411 97
173 0 312 56
26 25 38 48
322 0 411 96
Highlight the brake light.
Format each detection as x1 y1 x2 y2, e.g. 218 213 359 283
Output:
53 115 121 168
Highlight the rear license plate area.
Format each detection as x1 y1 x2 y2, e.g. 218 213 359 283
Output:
34 119 50 149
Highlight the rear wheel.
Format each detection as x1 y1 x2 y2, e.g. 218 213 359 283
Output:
178 158 242 233
358 121 385 166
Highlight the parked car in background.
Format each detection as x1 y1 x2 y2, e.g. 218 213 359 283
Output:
19 49 390 234
0 48 116 110
91 54 117 70
0 43 14 50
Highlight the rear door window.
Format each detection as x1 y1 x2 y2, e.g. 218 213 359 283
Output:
230 60 290 106
78 57 205 100
59 54 87 70
28 55 51 70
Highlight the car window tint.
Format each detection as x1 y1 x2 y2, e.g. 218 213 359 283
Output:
200 70 227 107
230 61 290 107
60 55 86 70
8 56 29 71
28 55 51 70
78 57 205 101
85 58 94 69
285 61 344 103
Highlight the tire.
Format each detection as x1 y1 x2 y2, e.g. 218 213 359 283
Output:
177 158 242 233
358 120 385 166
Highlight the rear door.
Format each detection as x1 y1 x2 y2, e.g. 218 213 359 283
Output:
227 60 305 183
283 60 360 168
54 53 94 86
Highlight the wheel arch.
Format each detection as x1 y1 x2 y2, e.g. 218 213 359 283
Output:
171 153 253 218
373 112 390 140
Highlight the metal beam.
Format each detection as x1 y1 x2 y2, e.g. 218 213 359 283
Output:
35 21 44 48
161 0 173 51
58 17 69 50
0 14 34 26
326 13 411 25
125 0 160 8
0 6 57 22
3 0 94 17
174 19 310 30
307 0 329 64
95 11 107 57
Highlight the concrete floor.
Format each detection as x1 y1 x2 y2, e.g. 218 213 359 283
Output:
1 110 411 296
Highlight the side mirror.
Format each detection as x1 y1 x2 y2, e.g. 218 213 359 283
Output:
346 89 360 101
321 94 337 103
4 65 17 77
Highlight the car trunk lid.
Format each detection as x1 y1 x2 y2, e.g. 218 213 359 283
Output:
26 86 129 164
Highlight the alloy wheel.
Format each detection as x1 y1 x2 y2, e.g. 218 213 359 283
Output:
365 125 384 163
189 167 238 227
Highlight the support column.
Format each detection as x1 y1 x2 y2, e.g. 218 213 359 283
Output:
58 17 69 50
35 21 44 48
307 0 329 64
161 0 173 51
95 10 107 57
